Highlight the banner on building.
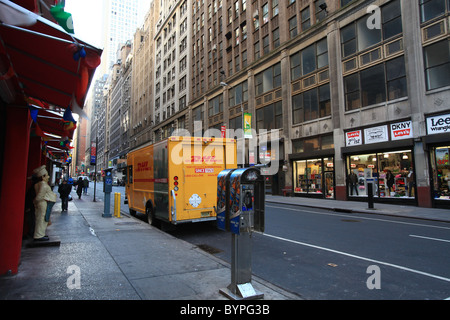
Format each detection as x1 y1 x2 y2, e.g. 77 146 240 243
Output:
90 141 97 165
244 113 252 139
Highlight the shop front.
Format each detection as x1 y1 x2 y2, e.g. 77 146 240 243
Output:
342 120 416 204
290 134 335 199
292 156 335 198
424 113 450 209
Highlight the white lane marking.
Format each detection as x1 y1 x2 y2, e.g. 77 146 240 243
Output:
262 232 450 283
266 205 450 230
409 234 450 243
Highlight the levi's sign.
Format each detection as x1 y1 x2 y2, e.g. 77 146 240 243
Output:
390 120 413 140
427 113 450 135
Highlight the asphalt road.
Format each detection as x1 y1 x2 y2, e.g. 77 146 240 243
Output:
84 184 450 300
169 203 450 300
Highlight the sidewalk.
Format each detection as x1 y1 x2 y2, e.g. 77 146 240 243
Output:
0 197 299 300
266 195 450 223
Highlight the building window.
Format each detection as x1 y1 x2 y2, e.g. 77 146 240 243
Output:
292 83 331 124
262 3 269 24
263 35 270 54
273 28 280 48
229 81 248 107
289 16 298 38
208 94 223 117
290 38 328 81
420 0 449 23
254 41 260 60
430 145 450 200
347 150 414 198
272 0 279 17
301 6 311 31
255 62 281 96
315 0 327 23
341 0 402 58
256 101 283 131
344 56 407 110
424 39 450 90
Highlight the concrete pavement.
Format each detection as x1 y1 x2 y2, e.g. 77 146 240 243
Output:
0 197 299 300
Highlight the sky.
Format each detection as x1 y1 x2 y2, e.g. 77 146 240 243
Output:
65 0 152 49
65 0 104 48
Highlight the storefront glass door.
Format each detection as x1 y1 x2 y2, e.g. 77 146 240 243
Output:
430 146 450 200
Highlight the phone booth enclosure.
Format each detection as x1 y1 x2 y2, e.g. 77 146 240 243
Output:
217 169 236 231
220 167 265 235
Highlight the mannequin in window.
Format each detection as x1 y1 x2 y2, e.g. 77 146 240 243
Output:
347 171 358 196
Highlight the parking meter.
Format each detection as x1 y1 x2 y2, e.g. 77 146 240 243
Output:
103 168 113 217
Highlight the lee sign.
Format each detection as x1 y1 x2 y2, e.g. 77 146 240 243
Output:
390 120 413 140
427 113 450 135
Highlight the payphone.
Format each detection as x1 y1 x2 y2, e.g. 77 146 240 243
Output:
103 168 113 217
216 167 265 300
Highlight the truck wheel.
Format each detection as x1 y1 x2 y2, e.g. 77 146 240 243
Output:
146 205 156 226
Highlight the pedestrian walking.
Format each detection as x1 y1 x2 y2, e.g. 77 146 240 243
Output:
58 179 72 211
83 177 89 195
75 177 83 199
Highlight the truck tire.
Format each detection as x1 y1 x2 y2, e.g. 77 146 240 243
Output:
146 204 156 226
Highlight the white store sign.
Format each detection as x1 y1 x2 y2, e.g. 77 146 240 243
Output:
426 113 450 135
345 130 362 146
390 120 413 140
364 125 388 144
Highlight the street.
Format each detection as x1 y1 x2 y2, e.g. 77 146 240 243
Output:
170 203 450 300
82 184 450 300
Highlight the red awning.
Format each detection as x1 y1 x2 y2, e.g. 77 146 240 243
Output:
0 0 102 157
0 0 102 110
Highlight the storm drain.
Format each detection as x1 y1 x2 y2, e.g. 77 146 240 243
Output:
197 244 223 254
341 219 361 223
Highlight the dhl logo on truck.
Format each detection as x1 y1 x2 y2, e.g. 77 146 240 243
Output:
186 155 221 164
136 161 152 172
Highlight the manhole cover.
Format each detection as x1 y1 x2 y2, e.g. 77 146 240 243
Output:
197 244 223 254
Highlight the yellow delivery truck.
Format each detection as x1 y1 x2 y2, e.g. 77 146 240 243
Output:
125 136 237 226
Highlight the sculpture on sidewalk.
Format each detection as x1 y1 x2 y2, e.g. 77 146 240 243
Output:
32 165 57 241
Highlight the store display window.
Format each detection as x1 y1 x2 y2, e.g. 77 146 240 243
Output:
430 146 450 200
346 150 414 198
293 157 334 198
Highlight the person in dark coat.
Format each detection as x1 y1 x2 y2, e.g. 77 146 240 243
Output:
347 171 358 196
58 179 72 211
75 177 83 199
386 170 395 195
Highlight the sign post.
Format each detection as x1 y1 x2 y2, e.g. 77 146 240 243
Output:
91 138 97 202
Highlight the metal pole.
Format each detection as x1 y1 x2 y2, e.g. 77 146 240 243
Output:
368 182 374 209
93 136 98 202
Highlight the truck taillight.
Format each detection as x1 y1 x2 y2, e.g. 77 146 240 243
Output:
174 176 179 191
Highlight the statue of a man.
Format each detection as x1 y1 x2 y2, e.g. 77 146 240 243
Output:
32 165 57 241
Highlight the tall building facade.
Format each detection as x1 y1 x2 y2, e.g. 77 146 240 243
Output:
131 0 161 148
126 0 449 209
100 0 150 75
